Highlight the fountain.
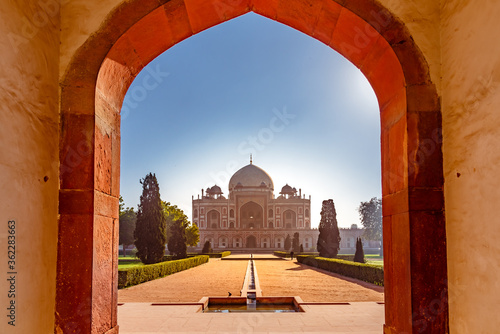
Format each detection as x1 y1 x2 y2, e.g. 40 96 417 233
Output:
202 255 302 313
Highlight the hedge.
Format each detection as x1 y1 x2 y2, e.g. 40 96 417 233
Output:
274 251 319 258
297 255 384 286
336 254 355 261
118 255 209 288
193 251 231 258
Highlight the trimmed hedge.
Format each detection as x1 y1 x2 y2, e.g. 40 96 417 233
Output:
297 255 384 286
274 251 319 258
336 254 355 262
193 251 231 258
273 251 289 258
118 255 209 288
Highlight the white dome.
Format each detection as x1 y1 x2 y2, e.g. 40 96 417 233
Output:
229 164 274 190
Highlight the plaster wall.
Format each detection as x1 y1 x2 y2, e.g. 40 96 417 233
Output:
0 1 60 333
441 1 500 332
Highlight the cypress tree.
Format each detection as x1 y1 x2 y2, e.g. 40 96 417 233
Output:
317 199 341 258
299 244 304 253
202 240 212 253
354 237 365 263
292 232 300 253
284 234 292 252
134 173 167 264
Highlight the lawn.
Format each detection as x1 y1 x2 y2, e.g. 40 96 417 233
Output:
365 255 384 267
118 258 143 270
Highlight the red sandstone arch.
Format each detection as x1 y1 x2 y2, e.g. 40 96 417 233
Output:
57 0 448 333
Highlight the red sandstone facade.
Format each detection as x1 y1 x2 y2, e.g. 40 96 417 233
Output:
193 162 317 250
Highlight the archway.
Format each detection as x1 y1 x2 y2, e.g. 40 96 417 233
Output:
240 201 263 229
283 209 297 228
57 0 448 333
207 210 220 229
246 235 257 248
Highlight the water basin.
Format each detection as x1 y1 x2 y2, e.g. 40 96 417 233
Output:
202 297 303 313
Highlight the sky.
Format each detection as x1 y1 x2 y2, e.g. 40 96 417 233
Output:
120 12 381 229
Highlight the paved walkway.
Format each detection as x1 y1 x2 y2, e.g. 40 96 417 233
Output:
119 259 248 302
118 302 384 333
257 260 383 302
118 254 385 332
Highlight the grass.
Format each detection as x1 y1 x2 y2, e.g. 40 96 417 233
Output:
118 258 143 270
340 253 384 267
365 259 384 267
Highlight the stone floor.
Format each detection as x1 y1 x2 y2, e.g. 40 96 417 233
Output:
118 302 384 333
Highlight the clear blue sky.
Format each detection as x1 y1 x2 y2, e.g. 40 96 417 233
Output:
120 12 381 228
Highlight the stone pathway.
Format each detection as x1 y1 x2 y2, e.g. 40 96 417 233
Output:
257 260 384 302
119 255 383 303
119 259 248 302
118 254 385 333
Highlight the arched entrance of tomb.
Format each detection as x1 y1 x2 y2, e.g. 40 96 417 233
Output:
207 210 220 229
240 201 263 229
246 235 257 248
57 0 449 333
283 209 297 228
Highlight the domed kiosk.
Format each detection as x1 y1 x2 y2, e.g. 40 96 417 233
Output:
192 159 317 252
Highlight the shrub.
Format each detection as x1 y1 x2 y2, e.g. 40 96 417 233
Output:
202 241 213 253
273 251 289 258
296 255 384 286
118 255 209 288
353 237 365 263
195 251 231 258
274 251 319 258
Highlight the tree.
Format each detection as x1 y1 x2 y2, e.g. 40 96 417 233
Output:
134 173 167 264
353 237 365 263
292 232 300 253
162 201 198 257
186 223 200 247
317 199 341 258
358 197 383 256
168 218 187 259
119 196 136 256
284 234 291 252
299 244 304 253
202 240 213 253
